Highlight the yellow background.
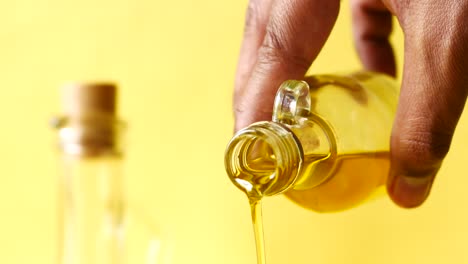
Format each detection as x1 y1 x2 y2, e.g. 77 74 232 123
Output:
1 0 467 263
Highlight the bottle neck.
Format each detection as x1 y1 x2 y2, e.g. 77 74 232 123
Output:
225 121 303 198
51 113 126 158
270 79 337 189
287 113 337 189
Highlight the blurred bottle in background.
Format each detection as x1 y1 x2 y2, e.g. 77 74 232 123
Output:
51 83 127 264
51 82 173 264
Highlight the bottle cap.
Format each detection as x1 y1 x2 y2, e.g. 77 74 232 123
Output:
61 82 117 117
56 82 124 157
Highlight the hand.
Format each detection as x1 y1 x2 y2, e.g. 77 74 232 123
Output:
233 0 468 208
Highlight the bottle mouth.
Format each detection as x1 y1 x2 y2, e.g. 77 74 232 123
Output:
225 121 303 198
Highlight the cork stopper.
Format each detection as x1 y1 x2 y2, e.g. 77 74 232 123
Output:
55 82 124 157
61 82 117 117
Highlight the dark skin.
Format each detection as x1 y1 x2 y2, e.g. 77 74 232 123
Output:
233 0 468 208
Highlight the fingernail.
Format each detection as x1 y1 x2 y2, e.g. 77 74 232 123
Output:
387 172 435 208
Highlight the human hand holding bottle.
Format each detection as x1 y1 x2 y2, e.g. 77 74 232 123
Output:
233 0 468 208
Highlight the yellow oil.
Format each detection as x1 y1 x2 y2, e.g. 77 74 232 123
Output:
249 198 266 264
229 72 397 264
241 151 389 264
286 152 389 212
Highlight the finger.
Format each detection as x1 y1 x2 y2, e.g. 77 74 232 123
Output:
234 0 340 130
387 7 468 208
351 0 395 76
235 0 275 99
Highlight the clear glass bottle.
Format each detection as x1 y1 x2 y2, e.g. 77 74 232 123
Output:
51 83 127 263
225 71 398 212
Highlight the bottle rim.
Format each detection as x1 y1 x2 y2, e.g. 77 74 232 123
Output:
224 121 303 198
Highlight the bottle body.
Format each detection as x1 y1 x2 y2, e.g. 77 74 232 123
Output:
58 155 125 264
225 71 397 212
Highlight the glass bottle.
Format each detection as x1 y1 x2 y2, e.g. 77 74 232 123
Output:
225 71 398 212
51 83 127 263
